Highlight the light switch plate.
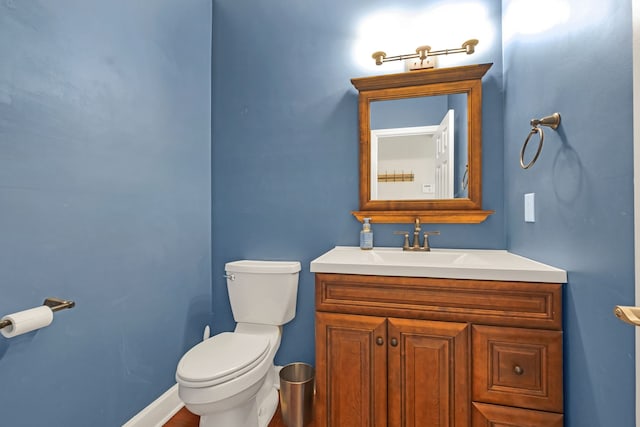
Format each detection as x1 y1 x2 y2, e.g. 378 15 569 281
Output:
524 193 535 222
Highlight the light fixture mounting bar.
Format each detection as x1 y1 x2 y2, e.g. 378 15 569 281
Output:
372 39 478 66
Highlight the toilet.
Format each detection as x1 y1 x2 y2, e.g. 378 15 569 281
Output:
175 260 301 427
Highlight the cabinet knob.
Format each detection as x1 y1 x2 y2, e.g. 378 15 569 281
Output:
513 365 524 375
376 337 384 346
390 338 398 347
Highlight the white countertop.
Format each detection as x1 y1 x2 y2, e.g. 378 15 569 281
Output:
310 246 567 283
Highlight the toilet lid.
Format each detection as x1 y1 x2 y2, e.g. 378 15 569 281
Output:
176 332 270 385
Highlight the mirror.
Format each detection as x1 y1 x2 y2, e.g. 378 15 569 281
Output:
351 63 494 224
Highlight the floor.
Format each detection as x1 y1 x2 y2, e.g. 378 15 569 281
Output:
163 399 315 427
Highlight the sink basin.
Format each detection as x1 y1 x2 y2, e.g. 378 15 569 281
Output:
310 246 567 283
365 249 486 266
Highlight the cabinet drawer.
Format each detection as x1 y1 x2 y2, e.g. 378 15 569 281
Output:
472 325 563 412
316 274 562 329
472 402 563 427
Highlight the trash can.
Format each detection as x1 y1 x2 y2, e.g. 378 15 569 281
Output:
279 362 315 427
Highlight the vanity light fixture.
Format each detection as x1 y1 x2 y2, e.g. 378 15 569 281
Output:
372 39 479 67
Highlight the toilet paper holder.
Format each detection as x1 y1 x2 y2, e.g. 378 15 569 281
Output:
0 297 75 330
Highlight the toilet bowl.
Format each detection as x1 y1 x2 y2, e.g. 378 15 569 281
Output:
175 260 301 427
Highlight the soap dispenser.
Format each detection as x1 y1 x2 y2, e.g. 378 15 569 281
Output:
360 218 373 250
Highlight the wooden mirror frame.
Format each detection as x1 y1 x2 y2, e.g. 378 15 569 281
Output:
351 63 494 224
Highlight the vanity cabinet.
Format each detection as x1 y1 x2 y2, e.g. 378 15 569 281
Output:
314 273 563 427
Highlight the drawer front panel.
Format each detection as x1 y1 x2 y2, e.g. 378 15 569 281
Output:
316 274 562 329
472 402 563 427
472 325 563 412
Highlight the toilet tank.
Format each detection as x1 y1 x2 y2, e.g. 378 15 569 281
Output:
225 260 301 325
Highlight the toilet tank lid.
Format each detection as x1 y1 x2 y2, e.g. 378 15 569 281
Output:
225 260 301 274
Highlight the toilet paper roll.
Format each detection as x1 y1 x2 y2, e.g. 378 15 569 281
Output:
1 306 54 338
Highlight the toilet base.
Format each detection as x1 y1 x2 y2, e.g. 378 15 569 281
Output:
257 387 278 427
185 368 279 427
194 386 278 427
199 396 258 427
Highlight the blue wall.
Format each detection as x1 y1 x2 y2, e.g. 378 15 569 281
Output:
503 0 635 425
450 93 469 198
0 1 211 425
370 96 448 128
212 0 504 365
0 0 634 425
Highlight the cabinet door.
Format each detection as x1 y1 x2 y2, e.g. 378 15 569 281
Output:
472 402 563 427
387 318 470 427
315 312 388 427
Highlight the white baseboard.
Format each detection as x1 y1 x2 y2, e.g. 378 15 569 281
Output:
123 383 183 427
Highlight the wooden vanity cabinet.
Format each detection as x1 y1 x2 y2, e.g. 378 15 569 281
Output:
314 273 563 427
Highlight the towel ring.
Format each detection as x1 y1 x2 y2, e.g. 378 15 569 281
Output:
519 113 561 169
461 164 469 190
520 127 544 169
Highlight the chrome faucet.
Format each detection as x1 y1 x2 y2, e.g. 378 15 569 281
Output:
394 218 440 251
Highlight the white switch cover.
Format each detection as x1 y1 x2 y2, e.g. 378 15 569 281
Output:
524 193 535 222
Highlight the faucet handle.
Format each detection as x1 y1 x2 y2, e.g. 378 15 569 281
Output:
422 231 440 251
394 231 410 250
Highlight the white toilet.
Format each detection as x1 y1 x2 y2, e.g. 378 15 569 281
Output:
175 260 301 427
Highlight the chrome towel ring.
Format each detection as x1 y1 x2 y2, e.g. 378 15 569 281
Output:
520 113 561 169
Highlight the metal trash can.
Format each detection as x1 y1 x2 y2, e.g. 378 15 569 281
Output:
279 362 315 427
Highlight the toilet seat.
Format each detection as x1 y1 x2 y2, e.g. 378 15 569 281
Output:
176 332 270 388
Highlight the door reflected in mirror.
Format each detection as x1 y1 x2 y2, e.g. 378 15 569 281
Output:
371 92 468 201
